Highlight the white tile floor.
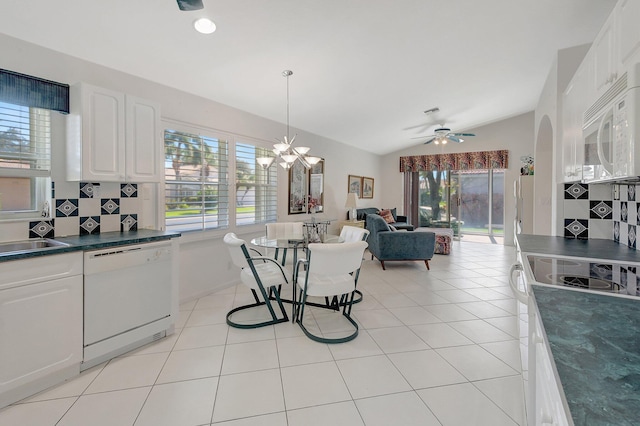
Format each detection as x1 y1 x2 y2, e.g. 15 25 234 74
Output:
0 240 525 426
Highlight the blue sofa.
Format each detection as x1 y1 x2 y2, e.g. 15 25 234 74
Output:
348 207 414 231
366 214 435 270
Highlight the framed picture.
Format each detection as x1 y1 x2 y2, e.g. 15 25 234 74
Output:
308 160 324 213
288 161 308 214
362 177 374 199
348 175 362 197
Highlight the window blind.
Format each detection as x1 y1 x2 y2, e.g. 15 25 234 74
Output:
0 102 51 177
235 142 277 226
164 129 229 232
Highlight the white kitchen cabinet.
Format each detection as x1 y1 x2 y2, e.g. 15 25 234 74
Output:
530 305 572 426
67 82 162 182
0 253 83 409
616 0 640 71
561 64 587 182
590 12 618 104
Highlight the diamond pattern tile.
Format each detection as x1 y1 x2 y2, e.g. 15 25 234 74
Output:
29 220 54 238
590 200 613 219
564 219 588 239
56 199 79 217
101 198 120 215
564 183 588 200
121 183 138 198
80 216 100 235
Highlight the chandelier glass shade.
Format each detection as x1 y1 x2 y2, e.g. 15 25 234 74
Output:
256 70 321 170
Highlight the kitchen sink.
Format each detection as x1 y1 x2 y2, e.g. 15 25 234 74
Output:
0 238 70 255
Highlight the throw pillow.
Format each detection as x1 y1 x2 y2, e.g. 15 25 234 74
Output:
378 209 395 224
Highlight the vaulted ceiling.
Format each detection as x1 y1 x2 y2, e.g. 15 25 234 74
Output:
0 0 617 154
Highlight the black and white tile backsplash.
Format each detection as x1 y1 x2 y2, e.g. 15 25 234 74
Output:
29 182 140 238
564 182 640 250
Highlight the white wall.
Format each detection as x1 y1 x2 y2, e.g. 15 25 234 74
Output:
534 43 591 236
0 34 380 302
380 112 536 246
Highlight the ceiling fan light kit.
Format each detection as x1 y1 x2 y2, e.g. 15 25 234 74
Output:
412 123 476 145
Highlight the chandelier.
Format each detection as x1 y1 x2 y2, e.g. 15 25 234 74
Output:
256 70 321 170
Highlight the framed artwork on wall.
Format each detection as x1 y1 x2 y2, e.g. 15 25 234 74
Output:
362 177 374 199
308 160 324 213
289 159 325 214
348 175 362 197
289 161 308 214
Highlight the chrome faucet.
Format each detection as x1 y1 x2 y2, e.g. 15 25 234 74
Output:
41 201 50 218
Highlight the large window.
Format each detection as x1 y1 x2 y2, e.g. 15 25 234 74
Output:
164 129 229 232
164 129 277 232
0 102 51 218
236 142 277 226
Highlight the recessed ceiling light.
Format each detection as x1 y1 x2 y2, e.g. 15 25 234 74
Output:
194 18 216 34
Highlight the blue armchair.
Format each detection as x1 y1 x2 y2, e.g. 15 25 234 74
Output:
366 214 435 270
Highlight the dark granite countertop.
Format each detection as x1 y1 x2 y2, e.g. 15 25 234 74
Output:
532 286 640 426
0 230 181 262
517 234 640 263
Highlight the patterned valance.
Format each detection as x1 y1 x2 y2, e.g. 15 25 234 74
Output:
399 150 509 172
0 69 69 114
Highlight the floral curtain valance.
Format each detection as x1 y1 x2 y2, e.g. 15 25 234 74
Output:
399 149 509 172
0 69 69 114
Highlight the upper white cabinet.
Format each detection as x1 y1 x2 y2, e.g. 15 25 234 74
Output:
590 13 618 103
561 65 588 182
67 83 162 182
617 0 640 69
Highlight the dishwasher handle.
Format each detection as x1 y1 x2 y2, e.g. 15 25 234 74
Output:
89 246 142 258
84 242 172 275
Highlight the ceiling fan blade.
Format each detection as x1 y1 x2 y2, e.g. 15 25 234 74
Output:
423 137 436 145
447 136 462 143
176 0 204 11
451 133 475 137
411 134 435 140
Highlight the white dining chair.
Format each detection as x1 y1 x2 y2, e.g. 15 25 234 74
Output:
224 232 289 328
293 240 368 343
266 222 304 266
339 225 370 243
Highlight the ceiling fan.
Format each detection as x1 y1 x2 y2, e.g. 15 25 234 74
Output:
412 125 476 145
176 0 203 11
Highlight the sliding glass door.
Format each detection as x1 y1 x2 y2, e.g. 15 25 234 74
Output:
416 169 504 237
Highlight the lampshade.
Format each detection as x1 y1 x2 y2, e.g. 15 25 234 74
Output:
256 157 275 169
345 193 358 209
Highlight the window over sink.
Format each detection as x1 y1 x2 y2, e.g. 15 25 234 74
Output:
0 102 51 219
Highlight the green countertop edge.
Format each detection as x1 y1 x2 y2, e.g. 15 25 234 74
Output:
0 230 181 262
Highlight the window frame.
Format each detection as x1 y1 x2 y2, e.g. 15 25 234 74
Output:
0 103 52 220
162 121 277 235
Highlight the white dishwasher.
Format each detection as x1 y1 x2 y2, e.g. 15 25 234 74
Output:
83 240 173 369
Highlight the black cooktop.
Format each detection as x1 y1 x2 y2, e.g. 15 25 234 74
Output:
526 255 640 297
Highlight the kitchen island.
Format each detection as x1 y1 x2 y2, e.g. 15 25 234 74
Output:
533 286 640 425
517 234 640 425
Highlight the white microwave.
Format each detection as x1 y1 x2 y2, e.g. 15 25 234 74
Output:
583 63 640 183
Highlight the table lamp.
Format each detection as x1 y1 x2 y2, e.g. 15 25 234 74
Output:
345 193 359 221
